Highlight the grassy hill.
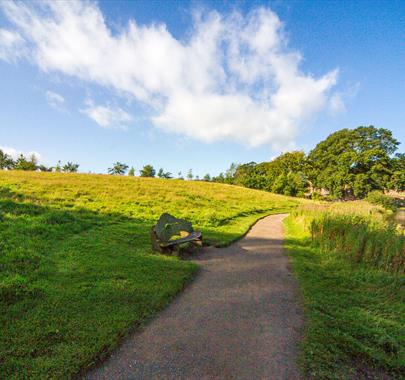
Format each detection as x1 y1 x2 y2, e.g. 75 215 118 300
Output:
0 171 299 379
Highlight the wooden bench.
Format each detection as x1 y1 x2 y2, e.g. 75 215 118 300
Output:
151 213 202 255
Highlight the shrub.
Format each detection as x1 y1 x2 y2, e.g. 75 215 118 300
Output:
366 190 397 211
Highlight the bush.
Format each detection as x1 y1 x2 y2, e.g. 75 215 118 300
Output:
310 191 323 200
366 191 397 211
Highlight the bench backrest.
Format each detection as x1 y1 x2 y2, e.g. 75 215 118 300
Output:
155 213 194 243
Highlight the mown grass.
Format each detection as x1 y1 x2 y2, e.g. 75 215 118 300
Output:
285 203 405 379
0 171 299 379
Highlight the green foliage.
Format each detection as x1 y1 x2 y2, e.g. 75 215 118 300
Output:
55 160 62 172
307 126 399 198
14 154 38 171
387 153 405 191
203 173 211 181
0 171 299 378
271 172 306 197
140 164 156 177
224 162 238 184
310 191 324 201
233 151 308 196
285 216 405 379
38 164 52 172
0 149 14 169
108 162 129 175
228 126 401 199
62 162 79 173
157 168 172 178
186 169 193 180
128 166 135 176
366 191 398 211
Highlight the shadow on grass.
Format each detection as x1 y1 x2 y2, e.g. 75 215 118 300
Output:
0 189 198 380
0 187 294 379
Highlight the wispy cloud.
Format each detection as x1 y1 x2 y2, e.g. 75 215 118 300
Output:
329 93 346 115
329 82 360 116
81 100 132 130
0 1 340 149
46 90 66 111
0 28 25 62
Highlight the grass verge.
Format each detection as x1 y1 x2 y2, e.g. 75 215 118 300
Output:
284 215 405 379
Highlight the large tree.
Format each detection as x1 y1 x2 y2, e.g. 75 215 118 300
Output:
387 153 405 191
307 126 399 198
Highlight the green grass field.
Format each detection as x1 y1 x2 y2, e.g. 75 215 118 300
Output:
285 203 405 379
0 171 299 379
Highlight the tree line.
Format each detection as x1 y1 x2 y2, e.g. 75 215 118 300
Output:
0 152 79 173
217 126 404 199
108 162 204 180
100 126 405 199
1 126 403 199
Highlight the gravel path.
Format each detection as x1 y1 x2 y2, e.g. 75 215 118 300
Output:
84 213 303 380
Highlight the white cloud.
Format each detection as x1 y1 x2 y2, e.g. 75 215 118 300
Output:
81 100 132 130
0 146 41 160
46 90 65 111
0 1 340 149
0 28 26 62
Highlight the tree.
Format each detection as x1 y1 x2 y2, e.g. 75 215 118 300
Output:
128 167 135 176
55 160 62 172
157 168 172 179
187 169 193 180
225 163 239 184
108 162 129 175
212 172 225 183
14 154 37 171
0 150 14 169
233 152 308 193
140 164 156 177
177 171 184 180
387 153 405 191
203 174 211 181
307 126 400 198
63 162 79 173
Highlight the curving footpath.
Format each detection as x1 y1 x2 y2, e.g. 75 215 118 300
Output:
84 213 303 380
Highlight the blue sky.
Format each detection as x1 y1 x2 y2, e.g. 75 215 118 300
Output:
0 0 404 176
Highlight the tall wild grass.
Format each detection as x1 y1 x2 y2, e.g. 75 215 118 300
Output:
292 201 404 274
